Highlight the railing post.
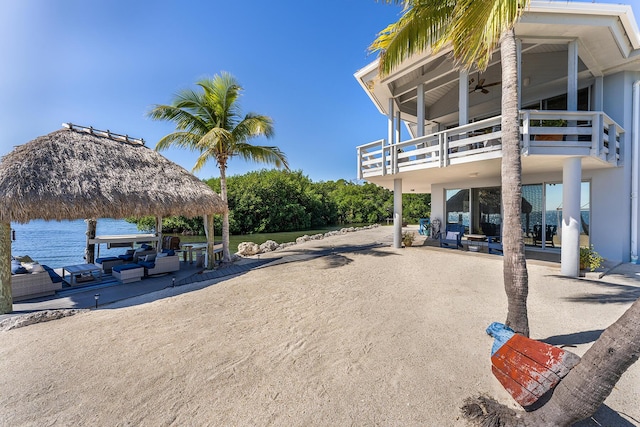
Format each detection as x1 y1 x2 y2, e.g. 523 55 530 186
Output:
607 123 618 164
381 139 387 176
521 110 530 155
443 132 449 167
591 112 602 158
357 146 363 180
393 144 399 174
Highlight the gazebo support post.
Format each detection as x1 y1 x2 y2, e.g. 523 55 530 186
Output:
204 214 215 269
156 216 163 253
0 221 13 314
85 218 97 264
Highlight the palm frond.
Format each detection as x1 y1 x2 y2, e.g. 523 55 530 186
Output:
448 0 527 70
154 131 202 152
147 104 210 135
232 114 275 141
199 72 242 130
233 143 290 170
198 127 233 154
371 0 455 76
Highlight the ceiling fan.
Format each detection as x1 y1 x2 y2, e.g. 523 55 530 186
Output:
469 72 501 94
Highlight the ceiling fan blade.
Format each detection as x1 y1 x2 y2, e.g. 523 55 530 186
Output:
482 88 489 94
479 78 486 86
483 81 502 88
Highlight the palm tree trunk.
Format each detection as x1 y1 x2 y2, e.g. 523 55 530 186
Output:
219 165 232 262
527 296 640 425
500 28 529 337
463 297 640 426
0 222 13 314
203 214 215 268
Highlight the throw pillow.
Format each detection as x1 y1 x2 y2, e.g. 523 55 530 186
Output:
446 231 459 240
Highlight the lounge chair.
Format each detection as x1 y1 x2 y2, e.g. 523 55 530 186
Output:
440 223 465 249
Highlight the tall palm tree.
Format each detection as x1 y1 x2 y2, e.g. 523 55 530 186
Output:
148 72 289 263
371 0 530 336
372 3 640 424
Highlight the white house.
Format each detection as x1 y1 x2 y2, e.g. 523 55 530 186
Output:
354 1 640 276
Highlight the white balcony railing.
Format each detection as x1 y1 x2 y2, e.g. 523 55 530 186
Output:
357 110 623 180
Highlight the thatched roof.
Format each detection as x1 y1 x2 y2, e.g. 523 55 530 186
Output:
0 124 227 223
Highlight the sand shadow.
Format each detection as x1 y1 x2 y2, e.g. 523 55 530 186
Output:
322 254 354 269
557 280 640 304
540 329 604 347
573 404 640 426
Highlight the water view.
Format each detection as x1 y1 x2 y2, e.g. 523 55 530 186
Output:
10 219 362 268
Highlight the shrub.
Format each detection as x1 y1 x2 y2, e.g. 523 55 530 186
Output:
580 245 604 271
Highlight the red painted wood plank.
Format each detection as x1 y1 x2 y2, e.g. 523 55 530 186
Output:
490 334 581 407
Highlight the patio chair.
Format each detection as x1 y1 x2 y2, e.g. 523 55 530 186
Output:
533 225 557 247
418 218 430 236
440 223 465 249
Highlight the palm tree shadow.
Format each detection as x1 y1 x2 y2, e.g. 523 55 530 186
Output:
322 254 354 269
573 404 639 426
540 329 604 347
551 276 640 304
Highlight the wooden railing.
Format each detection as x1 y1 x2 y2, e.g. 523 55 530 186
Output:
356 111 623 179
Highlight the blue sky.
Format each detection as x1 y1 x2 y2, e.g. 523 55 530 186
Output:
2 1 639 183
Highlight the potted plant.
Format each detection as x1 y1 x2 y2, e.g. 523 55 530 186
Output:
402 231 415 247
580 245 604 271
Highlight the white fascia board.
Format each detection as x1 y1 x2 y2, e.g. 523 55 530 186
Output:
529 1 640 50
354 59 393 116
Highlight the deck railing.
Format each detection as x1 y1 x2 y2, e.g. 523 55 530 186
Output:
357 110 623 179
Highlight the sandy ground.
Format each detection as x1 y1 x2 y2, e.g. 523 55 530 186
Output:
1 226 639 426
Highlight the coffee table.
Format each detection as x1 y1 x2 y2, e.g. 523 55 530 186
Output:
62 263 102 286
465 234 487 252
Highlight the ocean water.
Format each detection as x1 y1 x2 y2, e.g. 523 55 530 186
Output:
10 219 143 268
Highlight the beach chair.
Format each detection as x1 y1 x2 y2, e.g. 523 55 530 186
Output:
440 223 465 249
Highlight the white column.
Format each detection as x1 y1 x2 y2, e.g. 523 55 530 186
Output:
567 40 578 111
561 157 582 276
417 83 425 137
459 69 469 126
394 178 403 248
594 76 604 111
388 98 395 175
388 98 395 145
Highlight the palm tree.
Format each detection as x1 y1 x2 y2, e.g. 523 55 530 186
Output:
371 0 530 336
148 72 289 263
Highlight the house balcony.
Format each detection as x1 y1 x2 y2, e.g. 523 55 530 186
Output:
357 110 623 186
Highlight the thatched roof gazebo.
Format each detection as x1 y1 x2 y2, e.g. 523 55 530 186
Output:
0 123 227 313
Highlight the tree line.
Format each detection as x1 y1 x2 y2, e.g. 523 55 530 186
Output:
130 169 430 235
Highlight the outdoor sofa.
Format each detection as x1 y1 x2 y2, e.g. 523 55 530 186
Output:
137 251 180 276
11 259 63 301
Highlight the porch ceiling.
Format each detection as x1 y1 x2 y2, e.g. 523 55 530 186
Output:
356 2 640 123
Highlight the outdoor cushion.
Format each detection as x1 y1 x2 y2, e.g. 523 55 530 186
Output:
11 261 28 275
42 265 63 283
112 263 143 272
138 261 155 269
96 256 120 263
118 254 134 261
143 253 157 262
162 249 176 256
